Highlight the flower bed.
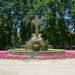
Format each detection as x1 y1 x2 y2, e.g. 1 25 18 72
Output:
0 51 75 60
0 51 29 59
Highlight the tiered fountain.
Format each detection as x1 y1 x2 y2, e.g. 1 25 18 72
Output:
8 17 65 56
25 17 47 51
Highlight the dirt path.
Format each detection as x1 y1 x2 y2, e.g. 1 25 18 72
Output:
0 59 75 75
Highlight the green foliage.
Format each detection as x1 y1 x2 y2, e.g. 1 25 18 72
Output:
4 2 14 10
0 0 75 50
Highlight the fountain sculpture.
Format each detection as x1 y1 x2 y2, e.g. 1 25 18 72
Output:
25 17 47 51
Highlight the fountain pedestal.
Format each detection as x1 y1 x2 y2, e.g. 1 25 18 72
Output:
25 33 47 51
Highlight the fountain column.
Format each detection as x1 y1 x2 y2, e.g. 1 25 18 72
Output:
25 17 47 51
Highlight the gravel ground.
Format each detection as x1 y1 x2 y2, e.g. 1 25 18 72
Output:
0 59 75 75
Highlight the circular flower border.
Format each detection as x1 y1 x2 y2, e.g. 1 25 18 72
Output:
0 51 75 60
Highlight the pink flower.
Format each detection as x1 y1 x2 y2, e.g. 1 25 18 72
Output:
0 51 75 60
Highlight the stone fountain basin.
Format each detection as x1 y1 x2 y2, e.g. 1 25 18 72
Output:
8 49 65 56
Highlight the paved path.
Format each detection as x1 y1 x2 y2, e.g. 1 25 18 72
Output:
0 59 75 75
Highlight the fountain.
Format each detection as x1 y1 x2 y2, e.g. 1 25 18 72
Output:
8 17 65 56
25 17 47 51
